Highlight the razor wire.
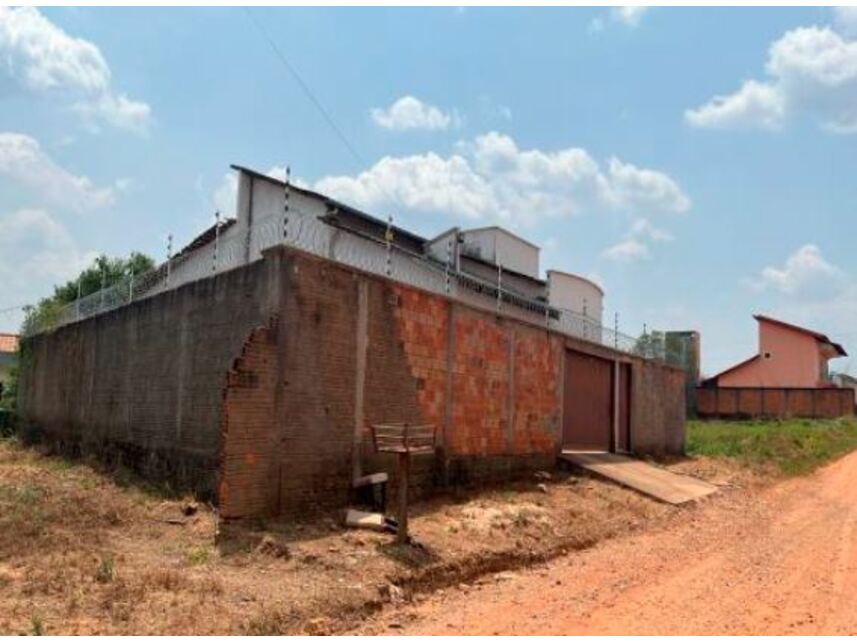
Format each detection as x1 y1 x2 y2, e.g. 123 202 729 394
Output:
21 202 675 364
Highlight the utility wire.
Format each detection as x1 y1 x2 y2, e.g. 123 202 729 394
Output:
241 7 366 167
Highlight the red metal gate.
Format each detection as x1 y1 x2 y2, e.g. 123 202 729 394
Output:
562 349 614 452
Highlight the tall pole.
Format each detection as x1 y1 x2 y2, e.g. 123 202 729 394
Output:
445 238 452 295
614 312 619 350
100 263 106 310
385 216 393 277
283 166 291 241
166 234 173 288
496 262 502 313
76 276 82 321
212 211 220 274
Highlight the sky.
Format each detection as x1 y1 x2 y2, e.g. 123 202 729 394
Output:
1 5 857 377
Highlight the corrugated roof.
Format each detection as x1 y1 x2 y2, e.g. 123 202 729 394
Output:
0 333 19 354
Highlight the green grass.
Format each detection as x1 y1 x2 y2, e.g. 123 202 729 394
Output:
687 417 857 476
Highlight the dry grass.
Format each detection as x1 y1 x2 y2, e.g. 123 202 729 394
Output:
0 436 744 635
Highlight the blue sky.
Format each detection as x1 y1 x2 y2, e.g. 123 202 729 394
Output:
1 6 857 376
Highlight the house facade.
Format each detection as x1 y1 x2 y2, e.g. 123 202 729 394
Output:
704 315 846 389
698 315 851 419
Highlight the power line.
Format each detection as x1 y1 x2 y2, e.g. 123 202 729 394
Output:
241 7 366 167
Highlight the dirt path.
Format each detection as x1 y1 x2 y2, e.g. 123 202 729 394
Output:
361 451 857 635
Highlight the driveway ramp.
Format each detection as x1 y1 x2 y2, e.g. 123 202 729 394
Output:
560 452 718 505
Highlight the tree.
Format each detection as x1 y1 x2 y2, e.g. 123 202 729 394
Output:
20 252 156 337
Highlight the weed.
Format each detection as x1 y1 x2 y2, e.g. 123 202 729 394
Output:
185 545 212 566
95 555 115 583
244 607 302 635
30 614 44 636
687 417 857 476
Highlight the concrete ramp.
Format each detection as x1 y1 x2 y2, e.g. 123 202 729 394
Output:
560 452 719 505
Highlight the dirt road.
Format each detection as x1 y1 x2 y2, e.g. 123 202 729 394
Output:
364 451 857 635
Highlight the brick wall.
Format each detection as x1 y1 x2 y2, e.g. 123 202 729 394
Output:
17 257 281 498
19 245 686 518
696 387 855 419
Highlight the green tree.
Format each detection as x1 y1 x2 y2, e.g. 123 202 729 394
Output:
20 252 155 337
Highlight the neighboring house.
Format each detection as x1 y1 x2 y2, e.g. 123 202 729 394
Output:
698 315 851 419
0 333 19 399
702 315 846 389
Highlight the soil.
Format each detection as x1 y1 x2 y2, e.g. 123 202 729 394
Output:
355 449 857 635
0 437 712 635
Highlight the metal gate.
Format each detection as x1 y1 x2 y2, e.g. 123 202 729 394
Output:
562 349 614 452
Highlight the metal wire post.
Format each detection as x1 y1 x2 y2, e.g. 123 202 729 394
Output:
544 274 551 328
100 265 106 310
213 211 220 274
445 238 452 294
496 263 502 313
283 166 291 240
76 277 82 321
166 234 173 288
384 216 393 276
614 312 619 349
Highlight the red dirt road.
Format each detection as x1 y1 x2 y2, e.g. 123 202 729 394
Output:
366 452 857 635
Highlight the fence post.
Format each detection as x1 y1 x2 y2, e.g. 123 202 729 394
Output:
544 273 551 328
283 166 291 241
583 298 589 340
445 238 452 295
384 216 393 277
76 276 82 321
614 312 619 350
166 234 173 288
100 264 106 310
213 211 220 274
496 263 502 313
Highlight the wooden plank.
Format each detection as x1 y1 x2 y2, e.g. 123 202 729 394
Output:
560 451 719 505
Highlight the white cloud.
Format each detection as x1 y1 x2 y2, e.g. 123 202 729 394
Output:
0 208 94 280
602 238 649 262
834 7 857 37
611 7 648 28
589 7 648 33
629 217 673 242
0 132 115 211
0 7 151 133
686 24 857 133
602 217 672 263
685 80 786 130
313 131 689 225
751 244 847 300
74 92 152 134
371 96 459 131
0 208 97 327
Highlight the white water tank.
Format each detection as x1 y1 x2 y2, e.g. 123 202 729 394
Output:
547 270 603 324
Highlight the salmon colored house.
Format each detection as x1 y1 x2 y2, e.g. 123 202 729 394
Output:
703 315 847 389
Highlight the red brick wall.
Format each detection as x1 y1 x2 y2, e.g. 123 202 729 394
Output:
218 319 279 519
511 328 562 455
695 387 855 419
214 248 685 517
449 312 511 456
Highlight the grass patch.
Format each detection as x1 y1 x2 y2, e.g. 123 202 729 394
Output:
687 417 857 476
